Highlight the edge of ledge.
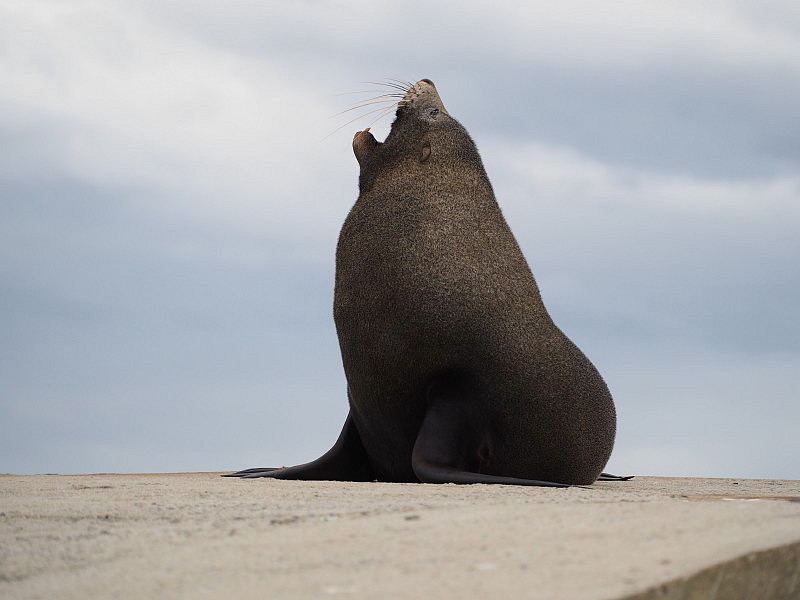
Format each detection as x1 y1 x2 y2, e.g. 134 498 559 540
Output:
620 539 800 600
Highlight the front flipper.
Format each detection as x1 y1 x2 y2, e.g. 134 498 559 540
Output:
411 381 569 488
222 467 281 478
223 412 375 481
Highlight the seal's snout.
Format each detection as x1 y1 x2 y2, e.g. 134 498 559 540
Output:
400 78 447 118
414 79 437 94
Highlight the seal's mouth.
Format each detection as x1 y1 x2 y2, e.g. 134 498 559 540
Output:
336 78 445 142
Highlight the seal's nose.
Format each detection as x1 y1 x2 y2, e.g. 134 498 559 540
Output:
420 78 435 86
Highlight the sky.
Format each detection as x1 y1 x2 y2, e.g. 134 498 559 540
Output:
1 1 798 479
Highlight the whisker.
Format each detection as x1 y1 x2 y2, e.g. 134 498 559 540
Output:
331 99 400 118
387 78 414 90
373 79 408 88
322 78 415 141
364 80 409 92
322 104 400 141
334 90 405 97
364 104 400 130
346 93 405 104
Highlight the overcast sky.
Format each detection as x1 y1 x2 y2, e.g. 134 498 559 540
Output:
2 1 798 479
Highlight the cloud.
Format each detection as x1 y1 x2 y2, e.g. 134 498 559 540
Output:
0 2 356 240
480 139 800 357
1 1 798 478
607 353 800 479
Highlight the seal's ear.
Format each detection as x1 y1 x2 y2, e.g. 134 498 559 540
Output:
420 143 431 163
353 128 379 165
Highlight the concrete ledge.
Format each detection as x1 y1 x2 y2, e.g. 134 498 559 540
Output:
1 474 798 599
622 539 800 600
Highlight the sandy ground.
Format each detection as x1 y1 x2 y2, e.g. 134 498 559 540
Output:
1 474 799 600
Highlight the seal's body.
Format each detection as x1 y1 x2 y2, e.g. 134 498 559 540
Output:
227 79 618 486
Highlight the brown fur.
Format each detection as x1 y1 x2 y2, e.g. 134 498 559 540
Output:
334 79 616 484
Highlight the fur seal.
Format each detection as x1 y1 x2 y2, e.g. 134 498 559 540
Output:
226 79 623 486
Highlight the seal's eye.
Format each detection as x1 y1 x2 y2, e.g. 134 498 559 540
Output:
427 108 439 118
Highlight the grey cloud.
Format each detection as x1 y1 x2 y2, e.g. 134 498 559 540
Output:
1 175 345 473
134 2 800 180
501 184 800 357
457 63 800 180
3 1 799 479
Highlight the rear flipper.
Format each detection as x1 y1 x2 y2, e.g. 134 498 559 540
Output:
223 412 375 481
411 380 569 488
597 472 634 481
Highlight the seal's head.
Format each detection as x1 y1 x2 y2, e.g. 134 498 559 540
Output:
394 78 450 124
352 79 483 194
